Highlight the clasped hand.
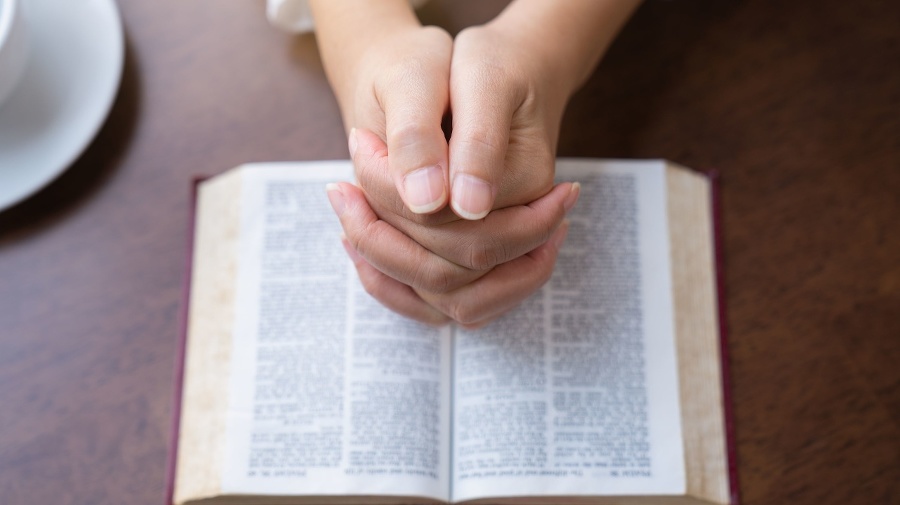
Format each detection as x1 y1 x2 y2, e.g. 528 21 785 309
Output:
322 22 580 328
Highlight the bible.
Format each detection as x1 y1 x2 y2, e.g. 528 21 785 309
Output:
168 159 738 505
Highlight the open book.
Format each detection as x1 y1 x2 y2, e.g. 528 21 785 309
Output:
168 160 737 505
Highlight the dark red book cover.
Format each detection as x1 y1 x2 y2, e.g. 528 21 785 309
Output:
708 171 741 505
165 177 205 505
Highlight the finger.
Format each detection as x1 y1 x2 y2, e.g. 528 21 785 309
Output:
350 129 581 272
381 181 579 271
437 181 579 270
419 221 570 326
352 126 458 227
326 181 486 293
447 56 522 219
379 28 452 215
348 172 578 272
349 126 394 208
341 237 450 326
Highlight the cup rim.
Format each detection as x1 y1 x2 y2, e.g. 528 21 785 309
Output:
0 0 17 50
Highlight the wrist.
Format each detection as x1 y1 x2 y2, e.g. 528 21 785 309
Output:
310 0 422 113
488 0 641 95
481 22 580 99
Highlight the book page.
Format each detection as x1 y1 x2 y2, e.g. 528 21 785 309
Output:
219 163 451 502
452 160 685 501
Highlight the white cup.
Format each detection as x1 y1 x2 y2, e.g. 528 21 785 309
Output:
0 0 29 109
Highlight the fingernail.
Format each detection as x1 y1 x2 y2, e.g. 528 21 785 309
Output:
326 183 345 215
403 165 447 214
451 174 492 220
348 128 358 158
550 220 570 249
564 182 581 212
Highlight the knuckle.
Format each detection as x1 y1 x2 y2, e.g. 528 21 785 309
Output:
535 162 555 192
360 277 381 299
353 155 379 190
466 235 506 271
538 215 559 245
354 140 380 167
353 220 387 259
358 269 388 301
501 152 554 205
446 298 481 326
456 130 504 154
460 319 489 331
388 121 433 152
341 221 366 251
364 283 393 309
412 263 455 294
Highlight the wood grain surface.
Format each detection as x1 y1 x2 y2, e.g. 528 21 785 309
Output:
0 0 897 504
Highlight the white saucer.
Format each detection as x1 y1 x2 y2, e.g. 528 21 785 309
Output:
0 0 124 211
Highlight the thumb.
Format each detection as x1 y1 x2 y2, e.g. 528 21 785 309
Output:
380 37 452 214
447 64 519 220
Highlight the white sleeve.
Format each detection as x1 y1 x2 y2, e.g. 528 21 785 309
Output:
267 0 314 33
267 0 429 33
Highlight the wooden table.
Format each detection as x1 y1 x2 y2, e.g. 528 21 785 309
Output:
1 0 897 503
